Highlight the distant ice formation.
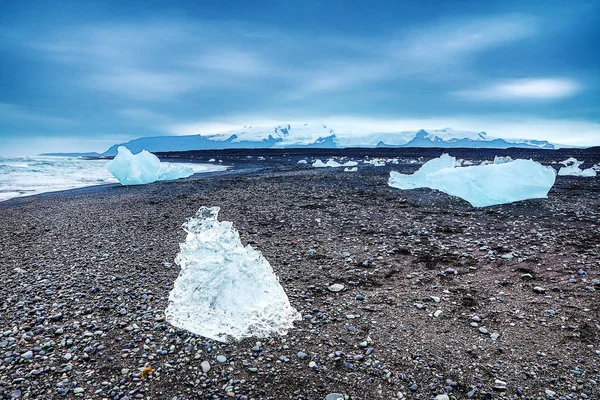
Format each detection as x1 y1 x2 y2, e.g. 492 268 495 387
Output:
165 207 300 342
107 146 193 185
388 154 556 207
312 159 358 168
493 156 513 164
558 158 597 177
344 167 358 172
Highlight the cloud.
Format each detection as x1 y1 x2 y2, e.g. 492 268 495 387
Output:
23 14 543 101
0 103 73 125
292 14 540 97
396 14 538 61
454 78 582 100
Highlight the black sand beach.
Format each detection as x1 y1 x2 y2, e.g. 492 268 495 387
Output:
1 149 599 400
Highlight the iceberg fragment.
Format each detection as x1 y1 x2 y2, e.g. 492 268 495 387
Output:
389 153 556 207
493 156 513 164
312 159 357 168
165 207 300 342
107 146 193 185
557 158 597 177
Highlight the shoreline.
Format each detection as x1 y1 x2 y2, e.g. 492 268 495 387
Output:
1 154 599 399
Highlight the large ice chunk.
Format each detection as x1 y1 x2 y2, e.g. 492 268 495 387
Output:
558 158 597 177
107 146 193 185
165 207 300 342
389 154 556 207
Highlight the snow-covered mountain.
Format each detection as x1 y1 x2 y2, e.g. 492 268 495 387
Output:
100 123 555 156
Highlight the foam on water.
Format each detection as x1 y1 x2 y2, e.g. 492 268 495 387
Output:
0 156 227 201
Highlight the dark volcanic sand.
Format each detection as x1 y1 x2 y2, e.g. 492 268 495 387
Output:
1 149 600 400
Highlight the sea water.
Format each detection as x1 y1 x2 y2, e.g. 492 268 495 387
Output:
0 156 227 201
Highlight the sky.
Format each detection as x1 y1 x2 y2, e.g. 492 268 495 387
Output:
1 0 599 155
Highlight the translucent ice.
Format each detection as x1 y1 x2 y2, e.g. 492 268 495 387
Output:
558 158 596 177
389 154 556 207
107 146 193 185
165 207 300 342
493 156 513 164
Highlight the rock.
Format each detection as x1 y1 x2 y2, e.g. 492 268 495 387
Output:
216 355 227 363
21 350 33 360
201 361 210 373
309 361 317 369
433 310 442 318
490 332 500 341
435 395 450 400
297 351 308 359
325 394 344 400
479 327 489 334
9 390 21 399
328 283 345 292
533 286 546 293
73 388 84 394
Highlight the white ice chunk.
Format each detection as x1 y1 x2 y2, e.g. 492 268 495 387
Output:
312 159 357 168
344 167 358 172
559 157 578 166
493 156 513 164
363 158 386 166
107 146 193 185
297 159 308 164
389 153 556 207
165 207 300 342
558 158 597 177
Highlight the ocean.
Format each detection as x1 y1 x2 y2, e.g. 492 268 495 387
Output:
0 156 226 201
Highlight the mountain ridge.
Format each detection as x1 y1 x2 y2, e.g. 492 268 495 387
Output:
41 123 558 156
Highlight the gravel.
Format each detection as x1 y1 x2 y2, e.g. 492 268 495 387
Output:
0 148 599 399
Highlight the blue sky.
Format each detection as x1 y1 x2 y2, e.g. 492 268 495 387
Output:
1 0 599 155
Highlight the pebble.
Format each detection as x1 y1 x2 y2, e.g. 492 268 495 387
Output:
479 327 489 335
533 286 546 293
435 395 450 400
297 351 308 359
216 355 227 363
328 283 345 292
21 350 33 360
325 394 345 400
433 310 442 318
201 361 211 373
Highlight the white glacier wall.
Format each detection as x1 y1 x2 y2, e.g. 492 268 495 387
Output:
165 207 300 342
558 158 597 177
107 146 194 185
389 154 556 207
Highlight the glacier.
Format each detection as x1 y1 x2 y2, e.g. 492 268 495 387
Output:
558 158 597 177
165 206 300 342
388 154 556 207
90 124 557 157
107 146 194 185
